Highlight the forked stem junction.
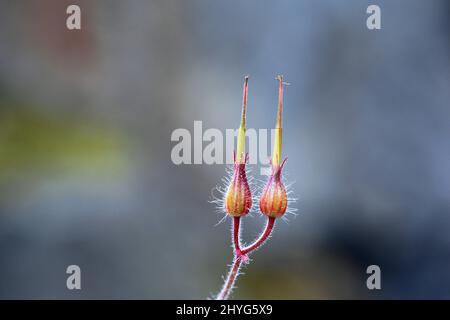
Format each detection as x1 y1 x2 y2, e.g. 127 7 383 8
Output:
216 216 276 300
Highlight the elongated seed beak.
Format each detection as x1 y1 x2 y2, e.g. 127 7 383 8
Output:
272 75 284 166
236 76 249 163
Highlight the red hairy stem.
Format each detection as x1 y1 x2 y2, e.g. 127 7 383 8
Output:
217 257 242 300
233 217 241 253
216 217 276 300
242 217 275 255
216 217 243 300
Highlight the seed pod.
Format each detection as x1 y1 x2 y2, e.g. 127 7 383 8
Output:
260 159 288 218
224 76 252 217
260 75 288 218
225 154 252 217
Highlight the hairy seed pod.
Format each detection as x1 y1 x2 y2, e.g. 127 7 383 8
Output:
260 159 287 218
260 75 288 218
224 154 252 217
224 76 252 217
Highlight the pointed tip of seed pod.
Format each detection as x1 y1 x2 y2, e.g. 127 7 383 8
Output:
275 75 283 129
272 75 285 165
236 75 249 163
240 75 249 128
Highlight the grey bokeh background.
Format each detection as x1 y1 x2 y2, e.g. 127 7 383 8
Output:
0 0 449 299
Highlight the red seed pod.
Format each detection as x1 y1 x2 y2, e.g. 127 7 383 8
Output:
260 158 288 218
260 75 288 218
223 76 252 217
224 153 252 217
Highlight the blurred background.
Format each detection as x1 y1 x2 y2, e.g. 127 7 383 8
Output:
0 0 449 299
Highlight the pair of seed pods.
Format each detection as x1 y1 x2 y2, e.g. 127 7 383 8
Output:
224 75 288 219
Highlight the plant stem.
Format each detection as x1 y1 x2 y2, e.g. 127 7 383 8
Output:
216 256 242 300
242 217 275 254
233 216 241 253
216 216 276 300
